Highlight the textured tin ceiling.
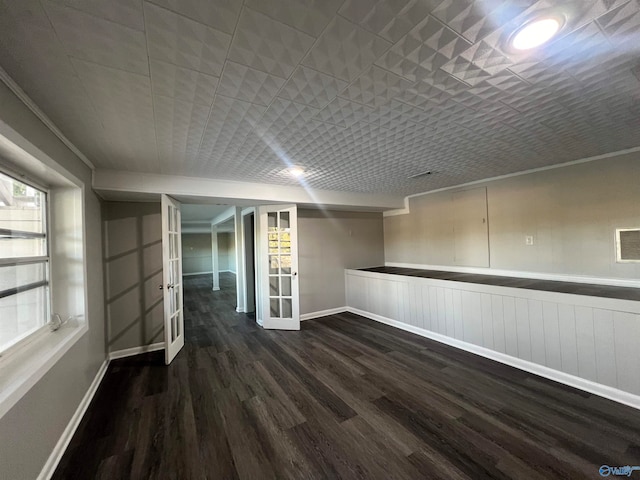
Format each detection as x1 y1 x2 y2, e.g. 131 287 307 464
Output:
0 0 639 196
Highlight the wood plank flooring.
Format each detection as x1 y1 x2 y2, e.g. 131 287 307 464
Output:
53 273 640 479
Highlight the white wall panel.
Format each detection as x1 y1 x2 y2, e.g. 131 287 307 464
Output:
428 286 439 334
436 287 446 335
503 297 518 358
452 290 463 341
613 312 640 394
491 295 506 354
420 283 430 330
444 289 454 338
574 306 597 383
481 294 494 350
462 291 483 345
345 269 640 403
593 309 617 388
558 304 579 376
515 298 532 362
529 300 546 366
542 301 562 371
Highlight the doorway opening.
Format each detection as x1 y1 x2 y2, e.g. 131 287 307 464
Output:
243 211 256 318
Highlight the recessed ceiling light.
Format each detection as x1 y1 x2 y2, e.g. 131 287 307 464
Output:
288 166 305 177
511 17 562 50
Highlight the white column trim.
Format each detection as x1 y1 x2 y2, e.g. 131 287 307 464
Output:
211 225 219 291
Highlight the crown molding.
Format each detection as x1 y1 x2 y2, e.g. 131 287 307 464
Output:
0 66 95 170
384 145 640 216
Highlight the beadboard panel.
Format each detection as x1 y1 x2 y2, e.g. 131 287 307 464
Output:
345 269 640 398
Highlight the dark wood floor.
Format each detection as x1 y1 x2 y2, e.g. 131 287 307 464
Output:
53 272 640 479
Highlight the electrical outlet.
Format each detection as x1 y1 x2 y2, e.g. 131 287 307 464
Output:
525 235 534 246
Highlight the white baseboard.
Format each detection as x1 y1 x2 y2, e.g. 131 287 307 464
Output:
236 306 245 313
220 270 236 274
301 307 347 321
183 271 213 277
385 262 640 288
37 359 109 480
345 307 640 411
108 342 164 361
212 287 220 291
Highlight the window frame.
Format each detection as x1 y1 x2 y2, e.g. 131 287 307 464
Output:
0 168 51 356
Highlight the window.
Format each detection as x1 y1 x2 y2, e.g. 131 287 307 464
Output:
0 171 49 353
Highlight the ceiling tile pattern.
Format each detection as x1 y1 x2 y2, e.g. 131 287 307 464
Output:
243 0 343 37
217 61 286 106
144 2 231 76
0 0 639 196
147 0 242 34
43 1 149 74
153 95 210 170
302 16 392 82
278 65 348 109
228 8 315 79
49 0 146 31
149 59 219 106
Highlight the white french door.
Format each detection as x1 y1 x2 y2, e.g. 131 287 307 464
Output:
258 205 300 330
161 194 185 364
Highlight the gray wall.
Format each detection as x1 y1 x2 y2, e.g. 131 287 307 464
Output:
182 233 212 275
385 153 640 279
0 82 106 478
298 209 385 314
218 231 236 273
103 202 163 353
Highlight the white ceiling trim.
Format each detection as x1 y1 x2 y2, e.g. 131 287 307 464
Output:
0 66 95 171
212 206 236 227
92 169 404 210
384 145 640 217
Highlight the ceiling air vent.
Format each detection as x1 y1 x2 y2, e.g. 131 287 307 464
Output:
616 228 640 262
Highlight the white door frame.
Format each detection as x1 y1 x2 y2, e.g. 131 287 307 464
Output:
257 204 300 330
211 206 244 311
211 224 219 291
241 207 257 316
161 194 185 364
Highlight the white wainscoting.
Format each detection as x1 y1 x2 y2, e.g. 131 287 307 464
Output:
345 269 640 408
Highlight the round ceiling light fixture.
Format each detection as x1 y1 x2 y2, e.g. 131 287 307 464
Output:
288 166 305 177
510 17 563 50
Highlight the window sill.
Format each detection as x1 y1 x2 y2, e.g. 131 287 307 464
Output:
0 322 88 419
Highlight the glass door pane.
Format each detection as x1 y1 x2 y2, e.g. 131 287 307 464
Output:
266 208 294 320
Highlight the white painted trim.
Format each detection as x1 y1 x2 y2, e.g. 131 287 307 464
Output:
220 269 236 274
93 170 404 210
0 66 95 171
212 287 220 291
183 271 213 276
236 306 245 313
385 261 640 289
345 307 640 410
384 146 640 217
300 307 347 321
37 359 108 480
212 207 236 227
108 342 164 361
0 325 88 420
260 318 300 330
